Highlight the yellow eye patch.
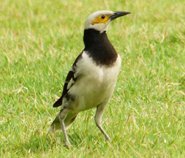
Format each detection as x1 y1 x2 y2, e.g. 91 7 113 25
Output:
92 15 110 25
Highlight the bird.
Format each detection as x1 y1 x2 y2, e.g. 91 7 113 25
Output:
47 10 130 147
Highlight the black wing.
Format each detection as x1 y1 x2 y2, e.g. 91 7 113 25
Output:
53 52 83 107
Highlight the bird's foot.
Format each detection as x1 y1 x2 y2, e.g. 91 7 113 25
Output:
63 141 72 149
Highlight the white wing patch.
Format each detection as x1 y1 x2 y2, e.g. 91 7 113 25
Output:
67 78 74 90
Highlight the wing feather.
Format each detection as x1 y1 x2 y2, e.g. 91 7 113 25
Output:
53 52 83 107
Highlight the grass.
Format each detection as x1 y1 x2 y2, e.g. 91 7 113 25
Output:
0 0 185 157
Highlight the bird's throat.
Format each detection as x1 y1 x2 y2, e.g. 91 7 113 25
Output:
83 29 118 66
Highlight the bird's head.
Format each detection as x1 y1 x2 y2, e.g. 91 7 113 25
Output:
84 10 130 33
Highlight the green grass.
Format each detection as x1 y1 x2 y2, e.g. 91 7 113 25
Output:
1 0 185 157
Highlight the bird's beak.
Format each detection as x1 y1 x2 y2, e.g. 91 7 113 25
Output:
110 11 131 21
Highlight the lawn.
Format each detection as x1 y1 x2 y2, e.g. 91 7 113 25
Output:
0 0 185 157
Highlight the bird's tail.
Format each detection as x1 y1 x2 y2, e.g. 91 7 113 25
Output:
47 113 77 133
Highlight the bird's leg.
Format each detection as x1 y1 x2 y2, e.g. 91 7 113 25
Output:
95 104 111 141
58 108 72 148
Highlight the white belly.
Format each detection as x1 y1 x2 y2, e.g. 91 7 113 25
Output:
68 52 121 112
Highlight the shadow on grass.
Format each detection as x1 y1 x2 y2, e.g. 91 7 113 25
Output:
68 133 83 146
13 130 83 154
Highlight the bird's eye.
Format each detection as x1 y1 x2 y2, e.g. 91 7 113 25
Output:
101 15 105 19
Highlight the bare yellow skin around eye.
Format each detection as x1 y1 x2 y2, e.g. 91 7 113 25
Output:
92 15 110 25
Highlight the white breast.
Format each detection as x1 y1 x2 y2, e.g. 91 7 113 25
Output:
68 51 121 112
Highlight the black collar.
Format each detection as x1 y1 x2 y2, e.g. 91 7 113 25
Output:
83 29 118 66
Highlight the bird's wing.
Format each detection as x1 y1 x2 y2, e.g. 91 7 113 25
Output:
53 53 83 108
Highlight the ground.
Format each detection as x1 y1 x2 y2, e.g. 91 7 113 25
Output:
0 0 185 157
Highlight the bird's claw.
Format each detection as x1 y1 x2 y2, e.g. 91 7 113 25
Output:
63 142 72 149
